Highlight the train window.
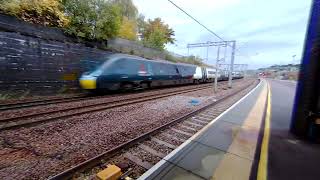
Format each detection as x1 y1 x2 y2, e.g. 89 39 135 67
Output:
151 62 161 75
166 64 178 75
107 58 141 75
81 57 109 73
145 63 152 75
179 66 196 76
108 59 125 74
125 59 141 75
159 64 167 75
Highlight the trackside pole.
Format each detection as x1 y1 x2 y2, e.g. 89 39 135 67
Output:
214 46 220 92
228 41 236 88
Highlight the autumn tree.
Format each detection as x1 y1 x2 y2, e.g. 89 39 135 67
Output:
142 18 175 50
118 17 137 40
110 0 138 40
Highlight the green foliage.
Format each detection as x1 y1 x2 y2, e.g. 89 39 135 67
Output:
143 28 167 50
110 0 138 19
164 52 205 66
0 0 69 27
63 0 121 40
136 14 146 36
182 55 204 66
142 18 175 50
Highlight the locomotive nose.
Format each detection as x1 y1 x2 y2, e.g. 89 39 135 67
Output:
79 75 97 89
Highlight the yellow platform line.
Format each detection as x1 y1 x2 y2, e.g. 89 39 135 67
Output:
257 82 272 180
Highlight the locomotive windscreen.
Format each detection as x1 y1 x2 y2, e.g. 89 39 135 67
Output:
81 57 111 74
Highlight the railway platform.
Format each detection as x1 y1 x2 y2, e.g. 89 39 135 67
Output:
138 79 320 180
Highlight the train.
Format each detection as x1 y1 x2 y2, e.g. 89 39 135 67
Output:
79 54 243 91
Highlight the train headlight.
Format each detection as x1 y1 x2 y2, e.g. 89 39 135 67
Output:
79 75 97 89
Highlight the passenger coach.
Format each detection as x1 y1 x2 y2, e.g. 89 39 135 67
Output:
79 54 199 91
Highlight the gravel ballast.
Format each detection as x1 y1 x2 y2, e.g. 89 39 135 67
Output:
0 79 257 179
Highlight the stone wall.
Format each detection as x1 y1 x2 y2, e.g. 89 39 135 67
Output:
0 13 183 96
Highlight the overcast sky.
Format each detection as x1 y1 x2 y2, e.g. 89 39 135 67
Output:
133 0 312 69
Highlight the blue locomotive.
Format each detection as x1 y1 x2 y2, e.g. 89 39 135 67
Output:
79 54 243 91
79 54 197 91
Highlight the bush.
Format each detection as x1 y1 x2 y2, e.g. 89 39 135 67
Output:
0 0 69 27
164 52 205 66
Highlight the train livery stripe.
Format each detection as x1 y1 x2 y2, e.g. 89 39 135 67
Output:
257 82 272 180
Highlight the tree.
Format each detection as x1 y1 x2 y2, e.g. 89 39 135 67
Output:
0 0 69 27
144 28 167 49
63 0 121 40
183 55 204 66
110 0 138 20
110 0 138 40
142 18 175 50
118 17 137 40
136 14 146 39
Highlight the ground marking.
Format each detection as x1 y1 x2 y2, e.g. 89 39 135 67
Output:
257 82 272 180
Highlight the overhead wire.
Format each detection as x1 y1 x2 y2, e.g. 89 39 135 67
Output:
167 0 254 67
167 0 225 41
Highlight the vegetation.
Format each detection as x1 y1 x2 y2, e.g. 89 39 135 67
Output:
110 0 137 19
118 17 136 40
0 0 174 46
0 0 69 27
164 53 205 66
0 0 205 65
62 0 121 40
143 18 175 50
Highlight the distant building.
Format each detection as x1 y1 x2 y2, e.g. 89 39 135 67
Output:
257 64 300 80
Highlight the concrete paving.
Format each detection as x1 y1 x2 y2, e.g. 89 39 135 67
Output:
139 80 267 180
139 79 320 180
267 79 320 180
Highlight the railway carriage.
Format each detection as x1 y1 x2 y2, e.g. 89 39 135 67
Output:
193 66 219 83
79 54 242 92
80 54 197 91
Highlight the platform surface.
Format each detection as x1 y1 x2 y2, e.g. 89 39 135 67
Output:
267 79 320 180
139 79 320 180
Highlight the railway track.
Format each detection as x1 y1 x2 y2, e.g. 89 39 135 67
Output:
0 84 216 130
49 80 258 180
0 94 90 111
0 80 242 111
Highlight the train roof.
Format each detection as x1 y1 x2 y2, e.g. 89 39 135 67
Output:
108 53 217 69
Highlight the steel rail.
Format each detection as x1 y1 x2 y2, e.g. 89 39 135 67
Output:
49 80 258 180
0 85 214 130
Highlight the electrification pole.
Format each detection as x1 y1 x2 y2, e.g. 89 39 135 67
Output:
228 41 236 88
214 45 220 92
187 41 241 90
206 45 209 63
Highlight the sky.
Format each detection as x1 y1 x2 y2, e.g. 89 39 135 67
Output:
133 0 312 69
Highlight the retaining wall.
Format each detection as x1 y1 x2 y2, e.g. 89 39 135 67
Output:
0 14 168 95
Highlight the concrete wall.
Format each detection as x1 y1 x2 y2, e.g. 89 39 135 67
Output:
0 31 113 95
